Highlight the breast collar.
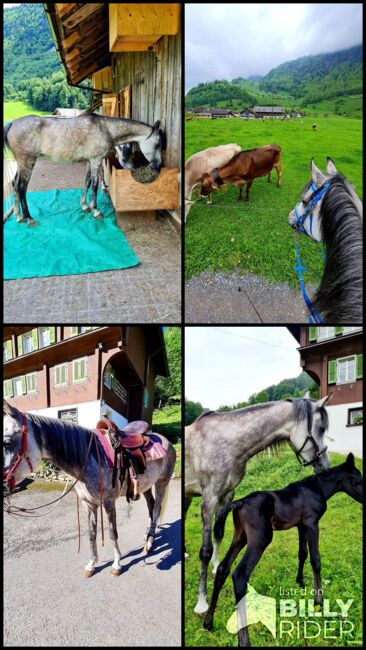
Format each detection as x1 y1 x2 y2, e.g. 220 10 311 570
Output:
211 168 225 186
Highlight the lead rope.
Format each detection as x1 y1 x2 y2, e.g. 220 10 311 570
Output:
93 433 105 547
293 229 325 324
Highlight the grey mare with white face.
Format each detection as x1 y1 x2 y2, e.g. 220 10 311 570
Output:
3 400 176 576
288 158 362 322
185 396 331 614
4 113 165 225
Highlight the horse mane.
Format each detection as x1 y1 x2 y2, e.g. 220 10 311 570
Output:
28 413 100 474
286 397 329 433
312 174 363 321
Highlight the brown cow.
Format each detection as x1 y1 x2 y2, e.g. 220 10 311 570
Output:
201 144 282 202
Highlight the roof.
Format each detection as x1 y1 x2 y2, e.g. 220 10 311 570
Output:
211 108 230 115
253 106 285 113
43 3 110 86
53 108 84 116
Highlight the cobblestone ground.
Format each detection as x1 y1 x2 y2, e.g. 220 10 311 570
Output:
4 160 181 323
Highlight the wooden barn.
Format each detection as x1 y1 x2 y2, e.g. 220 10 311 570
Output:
44 3 181 225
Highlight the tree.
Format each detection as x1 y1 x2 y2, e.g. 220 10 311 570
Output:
154 327 181 406
185 400 206 425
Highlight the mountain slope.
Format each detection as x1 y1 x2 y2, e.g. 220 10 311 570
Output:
185 79 257 109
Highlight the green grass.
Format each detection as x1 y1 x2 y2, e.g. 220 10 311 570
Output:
4 100 50 123
185 116 362 288
185 452 363 647
153 404 181 445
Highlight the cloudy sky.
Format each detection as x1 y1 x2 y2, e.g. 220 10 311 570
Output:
185 3 363 92
185 327 301 409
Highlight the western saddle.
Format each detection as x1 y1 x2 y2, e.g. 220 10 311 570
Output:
96 418 151 502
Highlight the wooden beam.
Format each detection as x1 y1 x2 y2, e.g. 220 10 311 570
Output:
64 47 80 63
56 3 77 18
62 4 105 30
71 63 99 85
67 44 110 74
61 30 80 51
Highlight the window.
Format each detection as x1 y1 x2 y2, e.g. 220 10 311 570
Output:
4 379 13 398
342 326 362 335
58 408 78 423
73 357 88 383
348 408 363 426
38 327 55 348
70 326 96 336
55 363 68 387
337 356 356 384
26 373 37 394
23 333 34 353
317 327 335 341
18 329 38 355
13 376 25 396
3 341 13 361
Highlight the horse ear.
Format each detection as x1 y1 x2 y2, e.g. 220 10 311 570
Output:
3 399 19 418
152 120 161 131
310 159 326 187
316 392 334 408
326 157 337 175
345 452 355 468
303 389 311 398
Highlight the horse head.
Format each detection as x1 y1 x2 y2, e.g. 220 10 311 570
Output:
139 120 166 173
339 453 363 504
288 395 332 473
3 400 41 494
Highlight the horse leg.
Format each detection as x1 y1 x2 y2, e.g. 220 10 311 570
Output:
105 501 122 576
245 181 253 201
83 503 98 577
143 488 155 542
232 524 273 647
80 162 91 212
194 492 218 614
305 523 323 605
16 160 37 226
296 524 308 588
184 496 193 560
12 169 22 219
144 479 169 553
212 489 235 574
204 524 247 631
89 160 103 219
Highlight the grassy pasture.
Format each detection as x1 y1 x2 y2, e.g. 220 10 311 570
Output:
185 116 362 288
185 452 363 647
4 100 49 123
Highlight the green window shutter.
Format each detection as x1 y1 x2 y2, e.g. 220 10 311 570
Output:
49 327 56 343
309 326 318 342
21 376 27 394
32 328 39 350
356 354 363 379
84 326 92 332
17 335 23 356
335 326 343 336
55 366 60 386
73 361 79 382
328 360 337 384
6 340 13 359
70 327 79 337
4 379 13 398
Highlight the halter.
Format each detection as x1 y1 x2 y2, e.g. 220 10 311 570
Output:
292 180 332 236
3 412 34 495
295 431 328 467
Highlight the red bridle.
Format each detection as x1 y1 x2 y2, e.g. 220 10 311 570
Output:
3 412 34 494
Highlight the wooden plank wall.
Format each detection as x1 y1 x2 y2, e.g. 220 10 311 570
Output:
112 31 181 169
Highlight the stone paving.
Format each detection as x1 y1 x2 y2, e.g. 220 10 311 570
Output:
4 160 181 324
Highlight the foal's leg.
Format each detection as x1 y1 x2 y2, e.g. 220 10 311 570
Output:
80 162 91 212
232 524 273 647
204 523 247 631
212 490 235 574
105 500 123 576
84 503 99 577
143 488 155 542
296 524 308 588
194 491 219 614
89 160 103 219
305 523 323 605
16 160 37 226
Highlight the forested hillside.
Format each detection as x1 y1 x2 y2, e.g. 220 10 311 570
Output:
185 79 257 109
4 3 91 112
185 372 319 424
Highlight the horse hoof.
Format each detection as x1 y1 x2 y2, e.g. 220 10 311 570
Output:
93 212 103 220
16 216 27 223
28 220 38 227
81 204 91 212
184 552 190 561
111 568 122 577
83 569 95 578
194 602 209 615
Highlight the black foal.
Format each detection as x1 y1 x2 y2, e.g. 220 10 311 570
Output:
203 453 363 647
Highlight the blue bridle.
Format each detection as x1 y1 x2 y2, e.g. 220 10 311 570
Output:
293 181 332 236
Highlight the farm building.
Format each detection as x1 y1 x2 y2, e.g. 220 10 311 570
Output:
211 108 235 119
3 326 168 430
288 326 363 456
44 3 181 225
52 107 84 116
252 106 285 118
240 108 256 119
193 107 212 118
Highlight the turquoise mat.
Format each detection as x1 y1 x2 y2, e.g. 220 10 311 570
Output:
4 188 140 279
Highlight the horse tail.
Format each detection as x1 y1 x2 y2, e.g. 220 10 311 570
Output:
3 122 16 221
158 481 170 525
214 500 242 543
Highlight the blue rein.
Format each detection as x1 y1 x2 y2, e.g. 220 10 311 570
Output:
294 244 324 324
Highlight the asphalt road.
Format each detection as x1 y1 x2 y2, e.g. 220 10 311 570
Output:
4 480 181 647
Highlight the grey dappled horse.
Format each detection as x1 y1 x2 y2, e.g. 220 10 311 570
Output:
3 401 176 576
185 396 331 614
289 158 363 322
3 113 165 225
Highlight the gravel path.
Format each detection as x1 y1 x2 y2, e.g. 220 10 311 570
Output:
4 160 181 324
4 479 181 647
185 271 312 323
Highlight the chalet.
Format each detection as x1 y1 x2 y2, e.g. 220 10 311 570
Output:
3 326 168 430
211 108 233 119
44 3 180 224
288 326 363 456
252 106 285 118
194 108 212 118
52 108 84 117
240 108 256 119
